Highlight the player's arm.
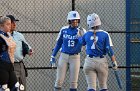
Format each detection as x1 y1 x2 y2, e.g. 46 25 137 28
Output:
78 27 86 36
51 30 63 57
80 28 87 46
106 45 118 70
50 30 63 68
106 46 117 63
106 33 118 70
50 39 62 68
78 32 86 46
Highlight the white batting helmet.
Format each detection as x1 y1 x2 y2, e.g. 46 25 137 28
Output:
87 13 101 28
67 11 80 22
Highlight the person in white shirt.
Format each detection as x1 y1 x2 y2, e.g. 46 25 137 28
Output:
6 15 33 91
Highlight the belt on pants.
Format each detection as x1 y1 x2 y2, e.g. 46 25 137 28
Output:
63 52 79 56
14 60 23 64
87 55 104 58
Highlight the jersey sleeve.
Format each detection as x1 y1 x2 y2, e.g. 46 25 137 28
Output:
78 33 86 46
52 29 63 57
82 33 86 46
105 33 114 56
107 33 113 46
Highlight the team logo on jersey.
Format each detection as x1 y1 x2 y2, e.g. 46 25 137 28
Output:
63 34 78 39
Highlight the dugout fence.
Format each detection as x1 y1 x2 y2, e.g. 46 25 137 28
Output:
21 31 140 91
0 0 140 91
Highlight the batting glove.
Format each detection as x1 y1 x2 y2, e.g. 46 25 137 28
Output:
112 61 118 70
50 56 56 68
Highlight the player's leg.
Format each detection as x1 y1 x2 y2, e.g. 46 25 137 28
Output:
8 71 20 91
54 53 68 91
83 57 97 91
97 58 108 91
69 54 80 91
0 69 10 91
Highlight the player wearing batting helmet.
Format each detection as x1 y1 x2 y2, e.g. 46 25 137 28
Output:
79 13 118 91
50 11 86 91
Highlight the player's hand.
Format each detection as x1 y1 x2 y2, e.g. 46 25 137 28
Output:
50 56 56 68
78 27 86 36
78 30 83 36
28 49 33 56
112 61 118 70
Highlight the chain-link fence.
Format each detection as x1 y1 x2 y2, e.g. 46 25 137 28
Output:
0 0 140 91
20 32 140 91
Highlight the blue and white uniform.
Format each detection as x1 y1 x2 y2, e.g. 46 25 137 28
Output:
52 25 86 90
81 29 113 91
81 29 113 57
52 26 83 56
80 13 118 91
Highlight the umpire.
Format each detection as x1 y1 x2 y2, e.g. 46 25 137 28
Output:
7 15 33 91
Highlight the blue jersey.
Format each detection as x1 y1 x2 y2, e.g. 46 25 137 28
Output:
81 29 113 57
52 26 86 57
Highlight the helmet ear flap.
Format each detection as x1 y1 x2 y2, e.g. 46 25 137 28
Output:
78 19 80 23
68 20 71 24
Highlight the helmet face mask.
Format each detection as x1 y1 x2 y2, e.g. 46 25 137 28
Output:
87 13 101 29
67 11 80 26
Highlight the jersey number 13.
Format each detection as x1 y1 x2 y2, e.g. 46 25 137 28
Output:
68 40 75 47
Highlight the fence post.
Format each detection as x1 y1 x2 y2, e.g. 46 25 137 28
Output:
72 0 75 11
126 0 131 91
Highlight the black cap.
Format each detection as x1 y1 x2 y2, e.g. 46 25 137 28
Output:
6 15 19 22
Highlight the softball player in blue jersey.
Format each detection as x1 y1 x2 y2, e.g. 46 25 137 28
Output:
80 13 118 91
50 11 86 91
